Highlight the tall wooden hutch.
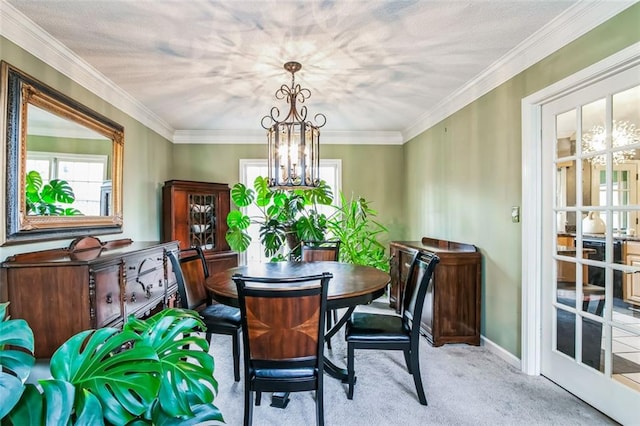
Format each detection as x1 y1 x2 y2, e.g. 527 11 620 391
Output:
162 180 237 275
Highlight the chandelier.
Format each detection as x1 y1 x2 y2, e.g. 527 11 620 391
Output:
261 62 326 189
582 120 639 166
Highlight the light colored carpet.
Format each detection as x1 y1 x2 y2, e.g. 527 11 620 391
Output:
206 299 616 426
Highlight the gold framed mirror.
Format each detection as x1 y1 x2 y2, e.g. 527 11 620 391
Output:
1 61 124 245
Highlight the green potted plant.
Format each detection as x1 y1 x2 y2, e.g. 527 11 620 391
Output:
225 176 390 270
25 170 83 216
326 193 390 272
0 302 223 425
225 176 333 260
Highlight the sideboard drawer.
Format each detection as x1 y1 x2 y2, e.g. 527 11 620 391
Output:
93 263 123 327
124 253 166 316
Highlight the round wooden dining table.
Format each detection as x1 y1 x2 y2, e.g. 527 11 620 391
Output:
205 260 390 397
206 260 390 310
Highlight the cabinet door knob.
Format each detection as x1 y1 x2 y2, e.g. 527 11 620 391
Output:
106 294 113 304
130 292 136 303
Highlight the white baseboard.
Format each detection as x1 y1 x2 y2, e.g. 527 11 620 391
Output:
481 335 523 371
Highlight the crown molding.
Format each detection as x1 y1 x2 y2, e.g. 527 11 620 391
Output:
402 0 638 142
0 1 175 141
173 129 404 145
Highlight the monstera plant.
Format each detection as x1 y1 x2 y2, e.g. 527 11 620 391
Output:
0 303 223 425
225 176 334 260
25 170 82 216
225 176 390 270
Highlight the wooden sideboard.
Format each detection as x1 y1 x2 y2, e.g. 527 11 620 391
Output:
0 237 180 358
390 237 482 346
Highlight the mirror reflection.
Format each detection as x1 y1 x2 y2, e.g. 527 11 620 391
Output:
26 104 113 217
1 61 124 245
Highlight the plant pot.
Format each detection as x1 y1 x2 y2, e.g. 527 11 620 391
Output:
285 229 300 251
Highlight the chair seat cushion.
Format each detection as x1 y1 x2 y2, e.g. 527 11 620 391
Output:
254 367 316 380
345 312 410 343
200 303 241 329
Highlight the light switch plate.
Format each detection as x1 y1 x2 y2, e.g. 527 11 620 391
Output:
511 206 520 223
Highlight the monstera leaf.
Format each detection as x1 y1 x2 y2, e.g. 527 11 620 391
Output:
3 307 222 425
230 182 255 207
226 210 252 252
124 309 222 422
304 180 333 205
0 302 35 420
49 327 161 425
24 170 81 216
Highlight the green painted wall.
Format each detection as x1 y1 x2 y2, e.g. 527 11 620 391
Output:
27 136 113 178
403 3 640 357
0 38 175 260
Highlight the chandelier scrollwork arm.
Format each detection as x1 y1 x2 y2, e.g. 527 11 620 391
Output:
313 113 327 128
261 107 282 130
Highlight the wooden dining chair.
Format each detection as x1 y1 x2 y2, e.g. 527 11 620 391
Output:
300 240 341 262
300 240 340 348
344 251 439 405
168 247 242 382
232 272 333 426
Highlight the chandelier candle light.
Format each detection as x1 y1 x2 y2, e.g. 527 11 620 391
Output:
582 120 640 165
261 61 326 189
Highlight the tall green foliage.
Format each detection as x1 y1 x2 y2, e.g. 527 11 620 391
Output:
0 304 223 425
225 176 390 271
327 193 390 272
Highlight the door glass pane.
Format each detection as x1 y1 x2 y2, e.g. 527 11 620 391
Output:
582 98 607 165
556 110 577 232
612 326 640 391
556 109 577 159
612 85 640 149
556 307 576 359
582 316 604 371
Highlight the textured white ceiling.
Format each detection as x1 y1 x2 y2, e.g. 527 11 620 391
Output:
4 0 606 141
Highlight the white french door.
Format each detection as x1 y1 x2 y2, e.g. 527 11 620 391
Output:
541 64 640 424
